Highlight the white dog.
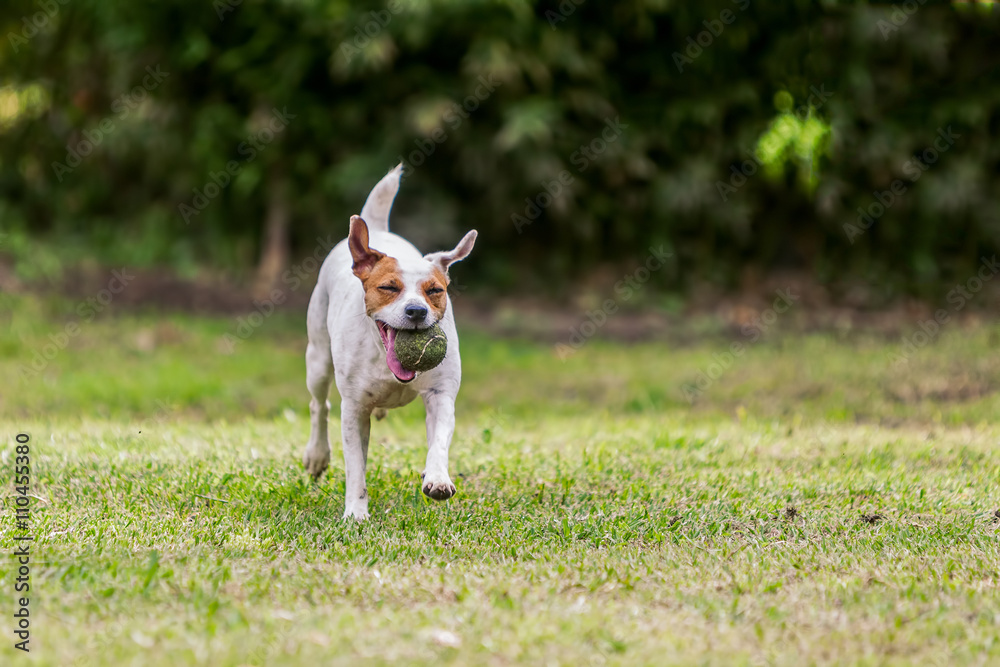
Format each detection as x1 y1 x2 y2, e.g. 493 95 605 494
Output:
302 165 477 520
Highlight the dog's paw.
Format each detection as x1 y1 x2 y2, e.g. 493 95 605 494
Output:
343 507 370 521
422 476 457 501
373 407 388 421
302 445 330 479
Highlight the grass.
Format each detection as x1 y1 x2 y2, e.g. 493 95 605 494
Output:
2 292 999 665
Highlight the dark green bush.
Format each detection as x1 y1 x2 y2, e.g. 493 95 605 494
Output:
1 0 998 296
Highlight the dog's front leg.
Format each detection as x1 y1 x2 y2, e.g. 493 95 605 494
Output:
340 399 372 520
421 390 458 500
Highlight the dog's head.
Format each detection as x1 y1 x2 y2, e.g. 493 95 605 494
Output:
348 214 476 382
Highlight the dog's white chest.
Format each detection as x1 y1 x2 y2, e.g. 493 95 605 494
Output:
366 382 419 410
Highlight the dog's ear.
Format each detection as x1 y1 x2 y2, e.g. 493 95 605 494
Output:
349 215 385 280
424 230 477 279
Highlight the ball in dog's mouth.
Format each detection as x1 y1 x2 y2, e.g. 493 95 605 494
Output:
376 322 416 383
394 324 447 372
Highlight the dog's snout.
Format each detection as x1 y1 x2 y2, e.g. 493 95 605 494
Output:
404 304 428 322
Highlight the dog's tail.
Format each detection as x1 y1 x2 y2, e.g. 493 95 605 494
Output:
359 163 404 233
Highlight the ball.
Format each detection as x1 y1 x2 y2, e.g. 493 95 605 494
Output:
394 324 448 372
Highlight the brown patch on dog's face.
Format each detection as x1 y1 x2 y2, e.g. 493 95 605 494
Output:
421 267 448 320
361 257 404 316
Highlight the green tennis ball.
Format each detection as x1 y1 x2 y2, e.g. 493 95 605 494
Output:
394 324 448 372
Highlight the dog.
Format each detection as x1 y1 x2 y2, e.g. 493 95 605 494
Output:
302 164 477 520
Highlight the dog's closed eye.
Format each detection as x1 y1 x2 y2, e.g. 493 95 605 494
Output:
378 284 400 292
426 287 444 295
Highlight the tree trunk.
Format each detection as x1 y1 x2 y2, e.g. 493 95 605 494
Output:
254 171 290 300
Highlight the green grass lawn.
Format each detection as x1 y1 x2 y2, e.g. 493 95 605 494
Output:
2 293 999 665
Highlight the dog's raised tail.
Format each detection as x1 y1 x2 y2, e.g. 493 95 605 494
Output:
359 163 404 233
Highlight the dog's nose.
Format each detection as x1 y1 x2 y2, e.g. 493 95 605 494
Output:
404 304 428 322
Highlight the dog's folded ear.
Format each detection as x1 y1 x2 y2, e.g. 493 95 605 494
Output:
349 215 386 280
424 230 477 278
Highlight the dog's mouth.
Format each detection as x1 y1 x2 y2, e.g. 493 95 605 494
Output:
376 322 416 383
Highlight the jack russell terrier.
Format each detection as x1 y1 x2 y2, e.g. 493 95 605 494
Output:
302 164 477 520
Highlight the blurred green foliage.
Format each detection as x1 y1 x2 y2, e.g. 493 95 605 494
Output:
1 0 999 296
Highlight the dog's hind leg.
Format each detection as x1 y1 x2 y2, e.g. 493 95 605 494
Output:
303 340 334 479
303 285 334 479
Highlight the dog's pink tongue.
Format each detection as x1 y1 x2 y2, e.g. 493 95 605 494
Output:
383 326 416 382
